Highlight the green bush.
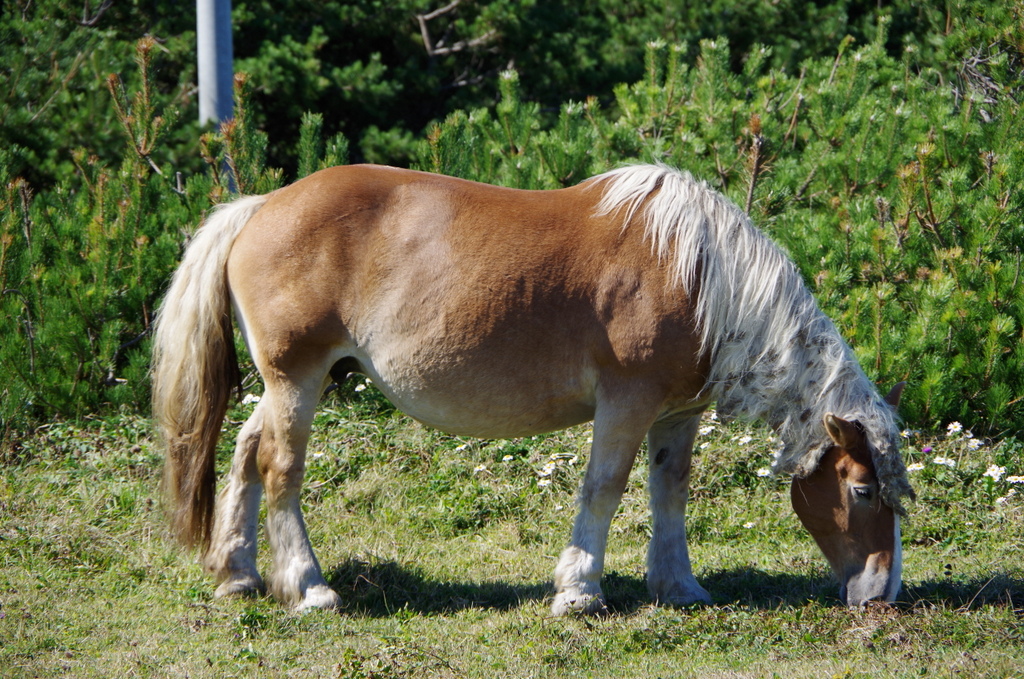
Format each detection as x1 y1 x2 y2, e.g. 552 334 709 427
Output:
1 41 185 439
0 42 300 447
1 0 1002 188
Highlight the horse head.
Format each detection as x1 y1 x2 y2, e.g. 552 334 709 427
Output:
790 385 906 606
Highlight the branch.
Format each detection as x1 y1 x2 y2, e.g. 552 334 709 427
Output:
80 0 114 27
417 1 496 57
418 1 461 55
744 114 767 214
421 0 462 22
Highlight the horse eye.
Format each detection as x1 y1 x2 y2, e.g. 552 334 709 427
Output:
852 486 873 499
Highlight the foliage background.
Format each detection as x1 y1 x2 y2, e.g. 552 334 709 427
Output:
1 0 1001 186
2 0 1024 445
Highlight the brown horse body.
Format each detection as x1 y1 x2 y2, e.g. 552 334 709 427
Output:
230 166 710 439
153 164 912 612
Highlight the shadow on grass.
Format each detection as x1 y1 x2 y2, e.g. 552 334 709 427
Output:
325 557 551 617
902 572 1024 610
323 558 841 617
324 558 1024 617
609 568 1024 613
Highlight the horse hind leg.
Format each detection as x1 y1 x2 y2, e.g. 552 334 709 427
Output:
257 372 342 611
646 413 712 606
205 400 266 598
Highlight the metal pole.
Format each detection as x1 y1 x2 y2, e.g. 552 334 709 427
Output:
197 0 234 125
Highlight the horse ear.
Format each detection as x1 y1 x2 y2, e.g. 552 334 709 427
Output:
823 413 862 449
883 382 906 409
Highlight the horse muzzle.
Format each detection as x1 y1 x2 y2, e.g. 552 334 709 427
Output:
840 518 903 606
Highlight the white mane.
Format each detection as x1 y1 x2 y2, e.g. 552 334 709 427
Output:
590 164 913 513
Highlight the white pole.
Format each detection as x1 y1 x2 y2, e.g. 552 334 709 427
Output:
197 0 234 125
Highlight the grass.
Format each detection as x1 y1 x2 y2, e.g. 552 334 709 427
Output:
1 382 1023 678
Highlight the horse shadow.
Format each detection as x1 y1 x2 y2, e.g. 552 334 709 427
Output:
686 568 1024 612
324 558 550 617
324 558 1024 617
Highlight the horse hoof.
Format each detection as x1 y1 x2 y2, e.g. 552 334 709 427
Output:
294 585 342 612
551 591 608 617
214 574 266 599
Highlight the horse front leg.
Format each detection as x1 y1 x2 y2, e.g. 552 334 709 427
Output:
646 413 712 606
552 396 653 616
257 377 341 611
205 400 266 598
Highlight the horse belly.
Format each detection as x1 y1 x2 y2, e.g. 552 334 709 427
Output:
356 343 599 438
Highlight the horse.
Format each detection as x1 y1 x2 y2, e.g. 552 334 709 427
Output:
152 163 914 613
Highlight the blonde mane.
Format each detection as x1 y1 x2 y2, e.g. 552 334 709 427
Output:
591 164 913 513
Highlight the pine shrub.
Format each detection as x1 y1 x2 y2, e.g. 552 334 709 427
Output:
0 41 292 447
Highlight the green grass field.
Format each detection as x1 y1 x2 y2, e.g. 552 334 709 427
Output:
2 383 1022 678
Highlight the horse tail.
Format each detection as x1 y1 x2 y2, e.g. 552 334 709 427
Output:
152 194 270 550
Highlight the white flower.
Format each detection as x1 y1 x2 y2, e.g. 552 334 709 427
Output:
455 443 469 452
473 464 487 473
699 442 711 450
241 393 261 405
311 450 324 459
742 521 756 529
537 463 556 478
537 478 552 488
354 383 367 392
906 462 925 472
699 425 715 436
967 438 983 450
995 489 1016 504
932 456 956 468
738 435 753 445
756 468 771 477
900 429 912 439
1006 475 1024 484
946 421 963 436
983 464 1006 481
502 455 514 462
708 411 718 421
